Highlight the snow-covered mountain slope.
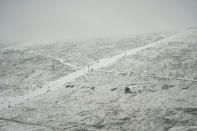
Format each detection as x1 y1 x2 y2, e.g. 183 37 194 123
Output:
0 32 170 103
0 29 197 131
1 32 171 67
0 49 75 98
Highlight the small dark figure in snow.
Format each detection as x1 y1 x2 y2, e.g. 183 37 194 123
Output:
8 101 11 108
124 87 131 93
47 87 50 93
88 65 90 71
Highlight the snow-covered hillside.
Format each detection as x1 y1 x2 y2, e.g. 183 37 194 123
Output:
0 29 197 131
0 32 170 102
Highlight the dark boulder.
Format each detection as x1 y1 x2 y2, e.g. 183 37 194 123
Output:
91 87 95 90
162 84 174 90
124 87 131 93
110 88 117 91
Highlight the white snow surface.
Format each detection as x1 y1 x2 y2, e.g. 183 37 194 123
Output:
0 29 197 131
0 32 182 111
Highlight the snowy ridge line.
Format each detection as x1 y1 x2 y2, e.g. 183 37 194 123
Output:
96 70 197 82
0 34 179 110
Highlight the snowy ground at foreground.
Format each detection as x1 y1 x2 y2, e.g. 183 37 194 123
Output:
0 29 197 131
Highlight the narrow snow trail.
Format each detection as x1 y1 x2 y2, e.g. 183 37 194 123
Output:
0 37 169 110
97 70 197 82
28 51 79 69
38 54 79 69
0 49 79 69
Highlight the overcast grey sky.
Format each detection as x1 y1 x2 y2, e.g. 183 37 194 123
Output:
0 0 197 43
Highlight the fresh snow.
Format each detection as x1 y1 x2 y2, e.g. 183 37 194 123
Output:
0 33 179 110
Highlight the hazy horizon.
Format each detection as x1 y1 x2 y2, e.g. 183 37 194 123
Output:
0 0 197 43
